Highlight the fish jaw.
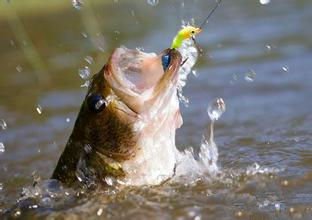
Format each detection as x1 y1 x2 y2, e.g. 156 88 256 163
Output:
101 47 184 185
104 47 182 114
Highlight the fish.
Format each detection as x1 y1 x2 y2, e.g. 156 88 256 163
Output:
52 47 183 186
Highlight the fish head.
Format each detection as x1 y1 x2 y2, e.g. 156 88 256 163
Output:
52 47 183 185
104 47 182 114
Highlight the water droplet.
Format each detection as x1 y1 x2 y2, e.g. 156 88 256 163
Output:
191 70 198 77
265 44 272 51
0 119 7 130
10 40 15 47
97 208 103 216
80 80 90 88
66 118 70 123
0 183 3 191
207 98 226 121
84 56 94 65
275 203 281 211
14 210 21 217
36 105 42 114
72 0 83 10
282 66 289 72
84 144 92 154
147 0 159 6
244 70 256 82
289 207 295 213
235 211 243 217
16 65 23 72
281 180 289 186
81 32 88 38
130 10 135 17
259 0 270 5
78 66 90 79
104 177 113 186
0 143 6 153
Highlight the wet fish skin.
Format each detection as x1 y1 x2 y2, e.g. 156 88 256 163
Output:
52 48 182 186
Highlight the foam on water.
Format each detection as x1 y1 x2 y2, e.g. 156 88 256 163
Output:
170 34 223 180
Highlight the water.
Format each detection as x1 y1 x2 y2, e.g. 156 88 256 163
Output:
72 0 83 10
147 0 159 7
78 66 90 80
0 0 312 219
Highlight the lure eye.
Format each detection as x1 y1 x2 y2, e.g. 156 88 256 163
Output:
191 30 195 34
87 94 106 113
161 53 171 71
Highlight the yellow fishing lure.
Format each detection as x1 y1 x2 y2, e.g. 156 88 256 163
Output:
170 0 222 50
171 26 201 49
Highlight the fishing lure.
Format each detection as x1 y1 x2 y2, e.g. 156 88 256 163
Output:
170 0 222 50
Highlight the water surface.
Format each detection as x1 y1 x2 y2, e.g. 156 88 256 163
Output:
0 0 311 219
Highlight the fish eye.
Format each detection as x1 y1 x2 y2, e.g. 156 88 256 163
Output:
161 53 171 71
87 94 106 113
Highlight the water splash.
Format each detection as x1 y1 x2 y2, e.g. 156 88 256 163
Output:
36 105 42 115
177 38 199 89
0 142 5 153
78 66 90 80
0 119 7 130
16 65 23 72
244 69 256 82
147 0 159 6
175 99 226 179
72 0 83 10
282 65 289 72
259 0 271 5
207 98 226 121
84 56 94 65
175 26 199 106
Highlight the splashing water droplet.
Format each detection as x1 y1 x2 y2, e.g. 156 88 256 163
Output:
97 208 103 216
244 70 256 82
282 66 289 72
207 98 226 121
275 203 281 211
84 56 94 65
130 10 135 17
81 32 88 38
0 119 7 130
16 65 23 72
265 44 272 51
104 177 113 186
36 105 42 115
0 142 5 153
78 66 90 79
259 0 270 5
80 80 90 88
147 0 159 6
72 0 83 10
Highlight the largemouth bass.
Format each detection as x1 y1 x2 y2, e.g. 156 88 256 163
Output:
52 47 183 186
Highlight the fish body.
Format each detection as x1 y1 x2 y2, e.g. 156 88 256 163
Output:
52 47 183 186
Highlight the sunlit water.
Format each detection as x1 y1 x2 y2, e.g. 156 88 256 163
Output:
0 0 312 219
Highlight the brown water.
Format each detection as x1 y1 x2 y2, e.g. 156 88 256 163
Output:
0 0 312 219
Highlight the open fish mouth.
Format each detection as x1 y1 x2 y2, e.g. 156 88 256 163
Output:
104 47 182 114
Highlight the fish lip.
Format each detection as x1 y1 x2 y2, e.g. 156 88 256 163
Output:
105 47 182 94
103 47 182 114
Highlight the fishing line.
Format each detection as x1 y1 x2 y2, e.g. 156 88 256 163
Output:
199 0 222 30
